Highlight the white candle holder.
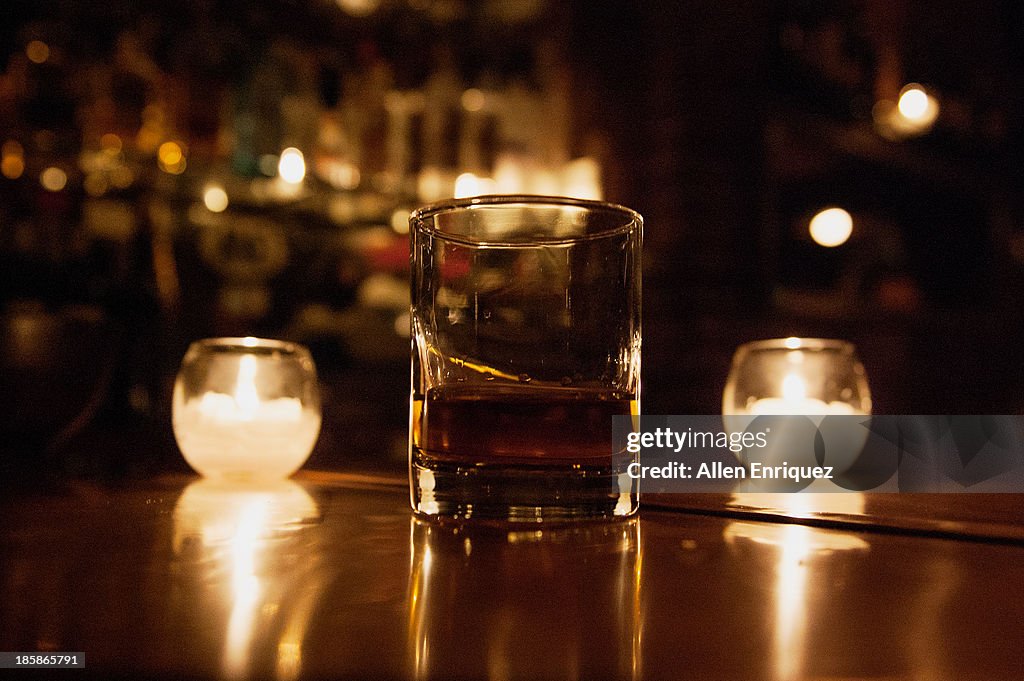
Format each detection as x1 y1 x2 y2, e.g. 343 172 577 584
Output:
172 337 322 481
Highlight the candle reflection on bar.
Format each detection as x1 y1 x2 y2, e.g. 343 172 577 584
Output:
724 501 869 681
172 480 323 681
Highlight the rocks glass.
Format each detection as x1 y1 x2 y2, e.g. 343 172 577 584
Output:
410 196 642 521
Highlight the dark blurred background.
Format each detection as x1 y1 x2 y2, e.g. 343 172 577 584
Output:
2 0 1023 482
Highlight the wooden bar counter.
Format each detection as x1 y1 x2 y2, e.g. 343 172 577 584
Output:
1 472 1022 680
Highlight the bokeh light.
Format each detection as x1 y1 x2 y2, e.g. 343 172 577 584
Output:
1 141 25 180
158 141 187 174
461 88 486 112
336 0 380 17
40 166 68 192
808 207 853 247
100 133 123 155
203 185 230 213
26 40 50 64
453 172 495 198
874 84 940 139
278 148 306 184
391 208 410 234
897 86 935 122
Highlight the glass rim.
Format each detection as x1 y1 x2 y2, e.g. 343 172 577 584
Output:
733 337 858 354
186 336 310 357
409 194 642 246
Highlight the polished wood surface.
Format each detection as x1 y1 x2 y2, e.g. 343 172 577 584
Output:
2 473 1023 681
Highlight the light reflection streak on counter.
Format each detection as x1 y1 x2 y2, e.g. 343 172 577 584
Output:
630 522 643 681
724 494 869 681
224 497 266 679
407 523 432 679
407 518 642 681
172 480 322 681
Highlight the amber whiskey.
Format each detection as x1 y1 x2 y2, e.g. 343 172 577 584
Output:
412 385 636 467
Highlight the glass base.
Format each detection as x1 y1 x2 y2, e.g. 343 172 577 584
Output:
410 454 638 522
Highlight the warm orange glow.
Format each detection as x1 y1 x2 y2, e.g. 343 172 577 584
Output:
100 133 123 155
874 84 940 140
561 157 603 200
417 167 447 202
109 166 135 189
158 141 187 174
325 161 360 190
494 156 524 194
461 88 486 112
393 311 411 338
136 128 161 154
2 140 23 158
808 207 853 247
1 156 24 180
898 85 937 123
172 480 320 681
142 104 164 124
40 166 68 192
159 142 183 166
528 170 560 196
724 497 868 679
336 0 380 16
1 142 25 180
391 208 410 234
83 173 108 197
26 40 50 64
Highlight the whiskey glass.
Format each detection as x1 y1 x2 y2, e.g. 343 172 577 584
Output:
410 195 642 521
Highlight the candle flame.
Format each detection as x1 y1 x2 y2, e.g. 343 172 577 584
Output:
235 355 260 418
781 373 806 402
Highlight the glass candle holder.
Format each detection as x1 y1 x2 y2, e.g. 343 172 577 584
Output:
172 337 322 481
722 337 871 417
722 337 871 493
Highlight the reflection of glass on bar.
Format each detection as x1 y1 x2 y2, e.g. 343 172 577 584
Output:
407 518 642 679
409 196 642 521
